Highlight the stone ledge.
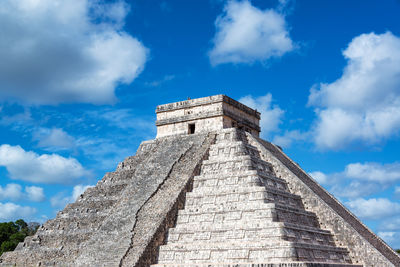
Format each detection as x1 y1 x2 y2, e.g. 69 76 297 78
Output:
155 109 261 132
155 95 261 120
151 263 362 267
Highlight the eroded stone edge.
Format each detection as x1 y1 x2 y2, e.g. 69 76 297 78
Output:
248 133 399 267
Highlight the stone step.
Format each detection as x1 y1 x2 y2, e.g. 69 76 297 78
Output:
188 184 268 196
200 156 257 175
282 226 335 246
0 249 67 266
193 172 288 190
152 263 362 267
176 202 319 228
201 155 274 171
187 185 302 208
167 228 334 247
172 220 331 236
157 241 350 264
178 200 273 216
208 141 260 160
167 222 335 246
179 200 310 218
258 172 288 190
80 183 128 200
215 130 242 143
158 243 296 264
35 231 92 247
97 169 136 185
63 199 117 216
43 214 108 231
274 203 320 228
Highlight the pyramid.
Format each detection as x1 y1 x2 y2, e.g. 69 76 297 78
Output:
1 95 399 267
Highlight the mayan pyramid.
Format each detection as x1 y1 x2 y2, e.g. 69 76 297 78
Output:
1 95 399 267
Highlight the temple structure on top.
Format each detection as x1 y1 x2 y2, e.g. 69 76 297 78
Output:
155 94 261 138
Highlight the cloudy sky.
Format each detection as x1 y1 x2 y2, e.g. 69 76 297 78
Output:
0 0 400 248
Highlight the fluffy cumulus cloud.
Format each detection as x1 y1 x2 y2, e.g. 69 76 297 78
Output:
0 202 36 221
0 0 148 105
331 181 379 199
344 162 400 183
273 130 308 148
377 217 400 248
239 94 284 138
0 144 88 184
50 184 94 209
308 32 400 149
209 0 294 65
25 186 46 202
33 128 76 151
0 184 45 202
346 198 400 220
0 184 23 201
311 161 400 198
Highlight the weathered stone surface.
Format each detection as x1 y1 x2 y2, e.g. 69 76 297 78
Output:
152 129 361 267
156 95 260 138
0 133 215 267
246 133 400 267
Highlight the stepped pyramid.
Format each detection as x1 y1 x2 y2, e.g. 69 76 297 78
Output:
1 95 400 267
153 128 356 266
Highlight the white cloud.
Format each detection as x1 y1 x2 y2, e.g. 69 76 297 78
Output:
209 0 294 65
95 109 156 131
344 162 400 183
379 217 400 232
273 130 308 148
377 231 400 249
239 94 284 138
376 217 400 247
33 128 76 151
50 184 93 209
331 181 379 199
395 187 400 197
25 186 45 202
311 162 400 198
308 32 400 150
346 198 400 220
0 0 148 105
0 202 36 221
0 108 31 127
0 184 23 201
0 184 45 202
308 171 328 185
144 75 175 87
0 144 88 184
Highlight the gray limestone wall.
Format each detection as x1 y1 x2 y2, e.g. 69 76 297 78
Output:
0 133 215 267
246 133 400 267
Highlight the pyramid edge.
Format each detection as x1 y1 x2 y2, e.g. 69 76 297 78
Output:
248 134 400 267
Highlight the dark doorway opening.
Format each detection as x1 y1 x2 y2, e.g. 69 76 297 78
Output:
188 123 195 134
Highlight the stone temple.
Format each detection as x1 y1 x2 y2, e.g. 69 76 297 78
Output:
1 95 400 267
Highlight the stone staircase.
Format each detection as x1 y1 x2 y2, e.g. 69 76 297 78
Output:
152 128 361 266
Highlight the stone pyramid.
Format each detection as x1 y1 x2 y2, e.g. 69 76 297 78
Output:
153 128 356 266
1 95 399 267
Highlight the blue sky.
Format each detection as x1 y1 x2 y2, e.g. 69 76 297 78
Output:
1 0 400 248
